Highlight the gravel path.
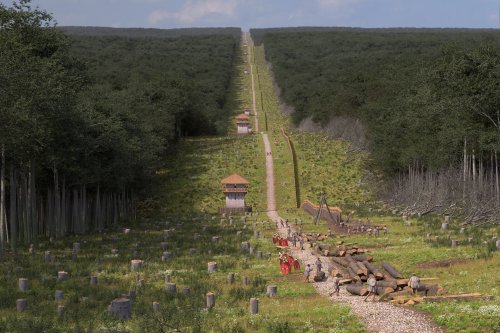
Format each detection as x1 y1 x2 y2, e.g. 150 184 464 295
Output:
261 124 442 333
246 32 259 132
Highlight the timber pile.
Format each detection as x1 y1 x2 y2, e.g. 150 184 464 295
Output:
320 241 371 258
333 259 446 302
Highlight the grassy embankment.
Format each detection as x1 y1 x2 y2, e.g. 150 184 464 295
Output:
252 40 500 333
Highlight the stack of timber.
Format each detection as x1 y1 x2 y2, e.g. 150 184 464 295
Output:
331 259 447 302
321 241 371 258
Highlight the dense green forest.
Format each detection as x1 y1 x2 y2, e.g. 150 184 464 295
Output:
0 0 239 252
59 26 241 39
253 29 500 222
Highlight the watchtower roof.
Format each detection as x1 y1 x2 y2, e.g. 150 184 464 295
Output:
221 173 249 185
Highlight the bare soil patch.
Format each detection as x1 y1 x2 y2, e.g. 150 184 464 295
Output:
417 258 472 269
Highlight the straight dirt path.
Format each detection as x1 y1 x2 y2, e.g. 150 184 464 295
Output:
248 32 442 333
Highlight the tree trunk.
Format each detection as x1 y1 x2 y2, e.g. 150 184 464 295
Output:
9 164 17 253
0 146 5 254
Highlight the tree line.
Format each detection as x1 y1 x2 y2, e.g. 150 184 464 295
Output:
252 29 500 224
0 0 240 253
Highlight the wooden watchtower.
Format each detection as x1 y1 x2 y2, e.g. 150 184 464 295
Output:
220 173 251 214
236 114 251 134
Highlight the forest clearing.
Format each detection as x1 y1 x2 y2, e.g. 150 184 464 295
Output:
1 1 499 332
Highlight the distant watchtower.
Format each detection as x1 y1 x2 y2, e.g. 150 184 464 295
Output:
236 114 251 134
220 173 251 214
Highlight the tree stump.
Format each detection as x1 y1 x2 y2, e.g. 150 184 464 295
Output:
242 276 249 285
73 242 80 252
163 229 171 237
54 290 64 301
18 278 28 292
72 251 78 261
256 251 263 259
152 301 160 312
206 292 215 309
236 231 242 237
460 228 465 234
58 271 69 281
131 260 143 270
265 252 271 259
182 287 190 295
434 236 440 242
162 251 172 261
165 283 176 294
241 241 250 251
90 276 98 286
165 273 171 283
16 299 27 312
194 233 201 240
111 248 119 255
249 247 255 255
109 298 131 320
211 236 220 243
441 223 448 230
161 242 168 250
253 231 260 238
123 228 131 234
426 233 431 239
129 288 137 299
139 279 145 287
57 305 65 317
189 248 196 255
451 240 458 247
44 251 52 262
249 298 259 315
444 215 450 223
496 240 500 249
266 285 277 297
227 272 235 284
208 262 218 273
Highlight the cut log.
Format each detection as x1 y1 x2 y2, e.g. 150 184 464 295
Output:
206 292 215 308
396 279 409 287
363 261 384 279
249 298 259 315
346 284 368 296
375 280 397 289
347 267 361 282
331 257 349 267
423 293 490 302
348 262 363 275
382 262 403 279
356 262 369 276
352 255 373 262
375 286 395 295
266 285 277 297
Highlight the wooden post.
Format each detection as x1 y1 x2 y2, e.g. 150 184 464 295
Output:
249 298 259 314
266 285 277 297
161 251 172 261
227 272 235 284
206 292 215 309
242 276 249 285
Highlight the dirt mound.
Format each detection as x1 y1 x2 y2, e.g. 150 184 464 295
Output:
417 258 472 269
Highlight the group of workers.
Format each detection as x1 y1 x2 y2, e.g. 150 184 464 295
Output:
278 251 300 275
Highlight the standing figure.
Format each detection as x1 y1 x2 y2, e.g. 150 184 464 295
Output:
315 257 322 275
304 264 313 282
408 273 420 294
364 274 377 302
330 273 342 296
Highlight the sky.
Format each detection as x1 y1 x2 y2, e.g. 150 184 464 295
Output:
4 0 500 30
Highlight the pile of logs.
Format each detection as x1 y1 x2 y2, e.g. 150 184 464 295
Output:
319 242 370 258
331 258 445 301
